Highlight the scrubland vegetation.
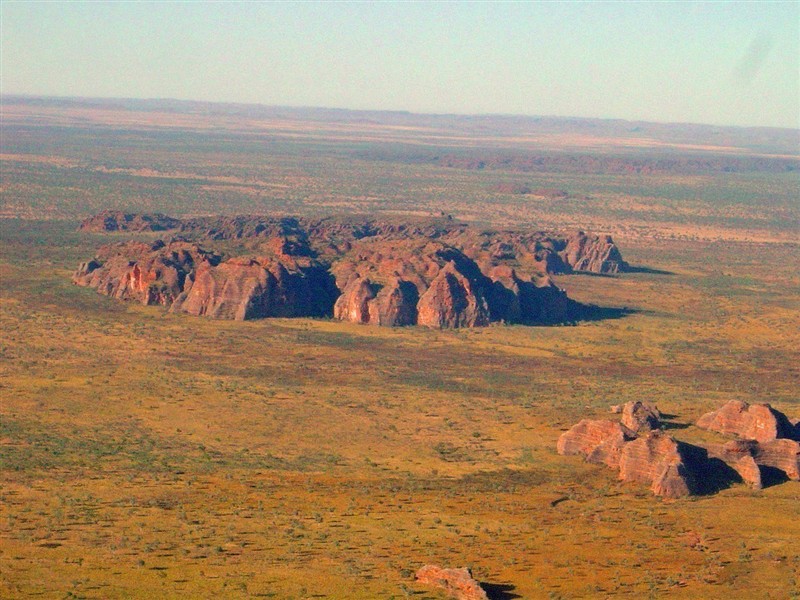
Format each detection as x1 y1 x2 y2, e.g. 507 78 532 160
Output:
1 100 799 598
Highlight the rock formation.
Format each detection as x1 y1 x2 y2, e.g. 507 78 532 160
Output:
753 439 800 481
618 432 696 498
415 565 488 600
73 240 216 307
621 401 662 433
557 420 636 468
173 214 629 275
74 213 630 326
559 401 799 497
696 400 799 443
559 231 628 274
170 255 337 321
416 261 491 328
79 210 181 232
706 440 763 489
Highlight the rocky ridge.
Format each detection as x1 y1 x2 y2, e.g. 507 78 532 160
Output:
79 210 181 232
74 213 629 327
558 400 800 497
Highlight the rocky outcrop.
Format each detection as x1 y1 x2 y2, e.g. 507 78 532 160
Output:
557 420 636 468
559 231 628 274
79 210 180 232
621 401 662 433
75 213 634 325
333 277 419 326
72 240 216 307
558 420 699 498
417 261 491 328
706 440 763 489
99 212 629 275
170 256 336 320
415 565 488 600
329 241 584 328
559 401 799 497
74 241 336 320
753 439 800 481
696 401 799 443
618 432 696 498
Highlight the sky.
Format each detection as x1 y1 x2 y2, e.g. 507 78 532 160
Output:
2 1 798 128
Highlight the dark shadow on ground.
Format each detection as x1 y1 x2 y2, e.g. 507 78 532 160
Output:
760 466 790 488
573 304 638 323
694 457 744 496
625 265 675 275
680 444 744 496
482 582 522 600
568 270 618 278
661 421 691 431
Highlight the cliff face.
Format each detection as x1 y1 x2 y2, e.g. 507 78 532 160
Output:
74 214 629 326
73 240 216 307
329 240 582 327
171 256 337 321
559 231 628 274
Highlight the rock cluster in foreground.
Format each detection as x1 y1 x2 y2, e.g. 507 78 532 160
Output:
74 214 629 327
697 401 800 485
558 400 799 497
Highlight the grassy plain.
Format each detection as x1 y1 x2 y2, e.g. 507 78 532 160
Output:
1 100 799 598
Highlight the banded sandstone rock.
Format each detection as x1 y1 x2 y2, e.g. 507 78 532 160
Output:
72 240 215 307
618 432 696 498
557 419 637 468
753 439 800 481
696 401 798 443
705 440 762 489
75 214 630 325
171 256 336 320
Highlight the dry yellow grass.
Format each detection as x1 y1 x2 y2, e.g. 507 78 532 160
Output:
1 221 799 598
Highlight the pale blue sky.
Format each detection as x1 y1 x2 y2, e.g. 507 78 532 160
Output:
2 1 798 128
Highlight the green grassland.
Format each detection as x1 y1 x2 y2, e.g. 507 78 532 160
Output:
1 105 800 598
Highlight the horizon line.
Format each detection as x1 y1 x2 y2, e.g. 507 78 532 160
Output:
4 92 799 134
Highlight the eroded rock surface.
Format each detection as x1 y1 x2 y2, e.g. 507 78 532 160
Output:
621 401 662 433
618 432 696 498
706 440 763 489
73 240 216 307
171 255 337 320
559 231 627 274
696 401 799 443
753 439 800 481
557 419 636 468
162 213 629 276
415 565 488 600
76 214 621 326
559 401 799 497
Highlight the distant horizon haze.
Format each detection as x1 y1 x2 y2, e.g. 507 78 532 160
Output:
4 92 800 134
2 1 798 129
